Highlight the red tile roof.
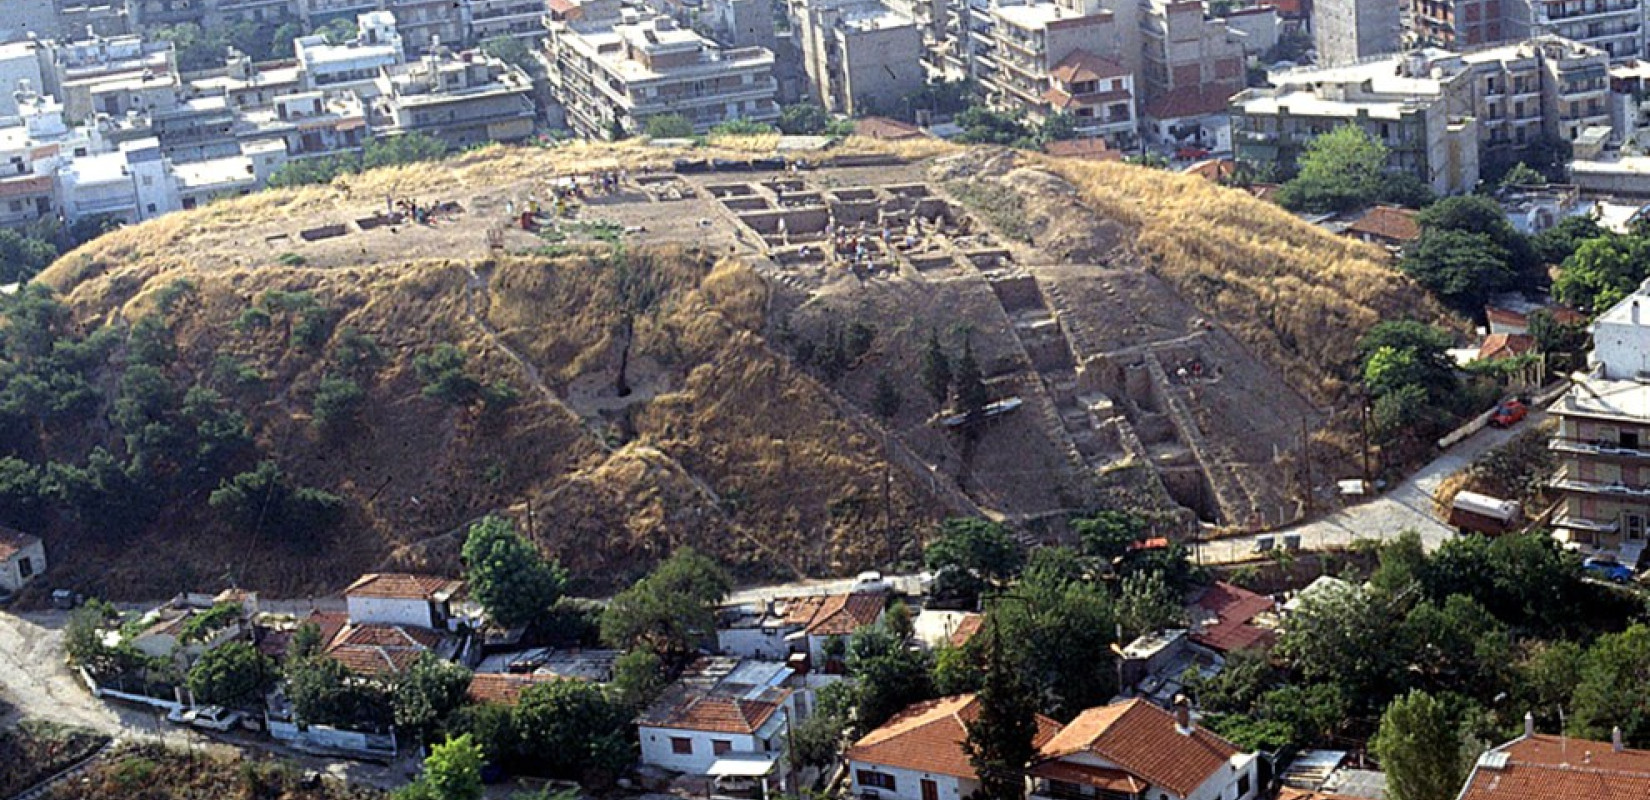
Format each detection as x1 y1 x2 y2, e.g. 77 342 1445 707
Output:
782 592 886 636
644 694 786 734
466 673 565 705
1029 760 1146 794
1458 734 1650 800
1144 86 1234 121
855 116 925 141
1182 159 1237 182
344 573 460 600
846 694 1062 779
1345 205 1421 243
0 527 40 562
1189 582 1276 654
1038 699 1242 797
1049 49 1129 85
1478 332 1537 361
948 614 984 648
324 623 441 677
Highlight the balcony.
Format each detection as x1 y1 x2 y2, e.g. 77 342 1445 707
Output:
1551 468 1650 498
1552 513 1621 533
1552 438 1650 460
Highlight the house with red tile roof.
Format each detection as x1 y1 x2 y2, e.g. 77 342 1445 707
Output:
716 590 887 670
846 694 1062 800
343 573 463 631
1342 206 1421 256
1476 332 1537 362
323 622 449 678
638 658 802 778
1187 581 1277 654
465 672 565 706
1030 698 1260 800
1456 721 1650 800
0 526 44 594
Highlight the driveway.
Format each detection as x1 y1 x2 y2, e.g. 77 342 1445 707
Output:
1197 408 1548 565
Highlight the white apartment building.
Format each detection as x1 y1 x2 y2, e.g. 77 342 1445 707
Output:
371 49 536 146
542 0 779 138
296 11 407 96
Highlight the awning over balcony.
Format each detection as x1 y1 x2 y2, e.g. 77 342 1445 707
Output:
1030 760 1146 795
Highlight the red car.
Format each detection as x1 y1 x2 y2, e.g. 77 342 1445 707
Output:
1175 146 1211 160
1490 399 1528 428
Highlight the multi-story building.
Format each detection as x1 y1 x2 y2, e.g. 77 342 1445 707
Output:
1314 0 1400 65
370 49 536 147
542 0 779 138
794 0 926 115
1234 37 1610 191
1549 280 1650 561
384 0 469 54
1513 0 1645 62
468 0 550 44
41 33 178 122
1043 51 1138 147
58 0 131 39
296 10 407 95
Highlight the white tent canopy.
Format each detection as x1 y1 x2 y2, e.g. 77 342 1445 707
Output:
707 752 780 778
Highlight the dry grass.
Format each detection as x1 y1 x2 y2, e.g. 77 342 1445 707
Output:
1037 154 1457 405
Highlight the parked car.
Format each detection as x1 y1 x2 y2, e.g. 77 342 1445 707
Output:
50 589 83 609
1175 146 1210 161
165 706 190 725
1583 557 1635 584
1490 398 1528 428
188 706 243 732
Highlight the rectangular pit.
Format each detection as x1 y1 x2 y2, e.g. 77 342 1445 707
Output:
299 223 349 242
721 196 772 212
888 184 932 199
966 250 1014 270
706 183 756 198
831 187 877 202
738 207 830 235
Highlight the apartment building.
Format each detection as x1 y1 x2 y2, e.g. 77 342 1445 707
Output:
542 0 778 138
795 0 926 115
296 10 407 95
1315 0 1401 65
1233 37 1610 191
371 49 535 146
1549 281 1650 561
1412 0 1646 62
384 0 468 53
468 0 550 44
40 34 178 122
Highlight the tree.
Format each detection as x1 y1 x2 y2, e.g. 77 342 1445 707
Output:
394 653 474 745
1554 234 1650 312
396 734 485 800
610 648 669 711
1570 624 1650 745
872 372 902 419
1073 510 1147 561
709 118 778 136
644 114 695 139
187 642 275 709
415 344 483 405
847 622 934 732
285 656 393 729
953 106 1035 147
1277 125 1391 214
1275 580 1406 712
778 103 830 135
1037 112 1080 144
209 460 344 539
1414 195 1540 287
1499 162 1547 189
362 134 447 171
987 562 1119 719
600 547 731 660
1527 308 1588 356
481 35 535 72
512 680 634 780
0 228 58 283
965 623 1039 800
921 332 952 408
925 518 1023 607
1531 215 1607 266
1117 570 1185 639
311 374 365 436
1373 690 1468 800
1400 229 1517 314
790 680 854 770
461 516 567 628
954 338 988 417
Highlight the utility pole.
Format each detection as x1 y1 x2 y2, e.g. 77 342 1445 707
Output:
1360 396 1372 488
1300 414 1313 517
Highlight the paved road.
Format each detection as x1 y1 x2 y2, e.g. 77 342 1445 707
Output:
1197 408 1548 565
0 610 412 790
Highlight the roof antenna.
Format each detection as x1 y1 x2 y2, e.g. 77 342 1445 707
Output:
1559 706 1568 764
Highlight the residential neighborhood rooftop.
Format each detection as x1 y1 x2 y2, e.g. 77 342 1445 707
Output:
343 573 462 600
846 694 1062 779
1039 698 1244 798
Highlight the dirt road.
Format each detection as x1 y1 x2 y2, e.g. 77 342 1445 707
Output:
1197 409 1548 564
0 610 411 789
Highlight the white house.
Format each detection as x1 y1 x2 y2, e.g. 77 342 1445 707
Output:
1030 698 1261 800
716 590 887 670
343 573 463 630
638 659 801 778
846 694 1063 800
0 527 45 594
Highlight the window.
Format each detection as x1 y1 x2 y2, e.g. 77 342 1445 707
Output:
18 556 32 578
7 200 20 213
670 737 693 755
921 779 939 800
1238 774 1252 797
712 739 732 756
857 771 897 791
